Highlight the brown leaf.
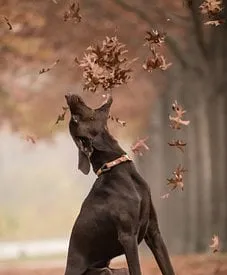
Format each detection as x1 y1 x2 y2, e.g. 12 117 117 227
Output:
131 136 150 156
167 164 187 191
160 193 170 199
54 106 69 125
108 114 126 127
204 19 225 26
77 36 136 92
144 29 166 46
3 16 13 30
143 48 171 73
169 116 190 129
39 59 60 74
21 134 37 144
168 139 187 153
200 0 223 16
169 100 190 129
64 2 82 23
74 57 80 64
209 235 220 253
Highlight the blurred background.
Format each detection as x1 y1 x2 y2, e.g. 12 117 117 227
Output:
0 0 227 274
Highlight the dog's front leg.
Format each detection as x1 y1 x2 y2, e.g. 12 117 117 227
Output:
144 221 175 275
118 233 142 275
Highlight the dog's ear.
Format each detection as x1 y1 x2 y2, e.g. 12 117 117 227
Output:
78 149 91 175
69 123 93 174
72 135 92 175
95 95 113 120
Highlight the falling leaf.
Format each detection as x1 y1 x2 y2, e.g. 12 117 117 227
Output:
167 165 187 191
168 139 187 153
74 57 80 64
169 115 190 129
39 59 60 74
169 100 190 129
3 16 13 30
160 193 170 199
54 106 69 125
77 36 137 92
108 115 126 127
204 19 225 26
200 0 223 16
131 136 150 156
64 2 82 23
21 134 37 144
143 48 171 73
144 30 166 46
209 234 220 253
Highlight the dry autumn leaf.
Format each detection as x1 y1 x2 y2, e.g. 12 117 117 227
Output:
200 0 223 16
160 193 170 199
131 136 150 156
108 115 126 127
21 134 38 144
209 234 220 253
168 139 187 153
2 16 13 30
167 165 187 191
143 48 172 72
39 59 60 74
144 29 166 47
54 106 69 125
204 19 225 26
169 100 190 129
64 2 82 23
77 36 137 92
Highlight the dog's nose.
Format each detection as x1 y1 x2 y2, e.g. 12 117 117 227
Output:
65 92 72 100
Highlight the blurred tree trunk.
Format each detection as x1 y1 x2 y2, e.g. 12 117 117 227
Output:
194 96 212 251
138 95 166 221
224 93 227 251
183 109 198 252
208 94 226 249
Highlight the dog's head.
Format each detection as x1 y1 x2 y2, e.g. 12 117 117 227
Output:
65 93 113 174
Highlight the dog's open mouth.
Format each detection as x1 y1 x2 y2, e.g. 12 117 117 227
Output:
76 136 93 155
79 136 90 148
65 93 86 109
65 92 94 119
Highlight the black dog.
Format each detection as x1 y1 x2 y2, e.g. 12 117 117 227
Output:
64 93 175 275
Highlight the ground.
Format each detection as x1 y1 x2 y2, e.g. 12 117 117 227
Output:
1 255 227 275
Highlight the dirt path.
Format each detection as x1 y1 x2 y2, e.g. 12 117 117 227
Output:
0 255 227 275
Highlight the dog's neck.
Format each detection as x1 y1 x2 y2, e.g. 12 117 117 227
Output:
90 130 126 174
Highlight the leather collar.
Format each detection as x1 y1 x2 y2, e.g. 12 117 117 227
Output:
96 154 132 176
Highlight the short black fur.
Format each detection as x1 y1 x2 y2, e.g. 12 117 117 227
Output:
64 93 175 275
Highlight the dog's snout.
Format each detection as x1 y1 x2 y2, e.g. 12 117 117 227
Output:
65 92 72 100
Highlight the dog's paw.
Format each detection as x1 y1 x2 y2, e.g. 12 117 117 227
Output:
110 268 129 275
85 267 129 275
85 267 112 275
